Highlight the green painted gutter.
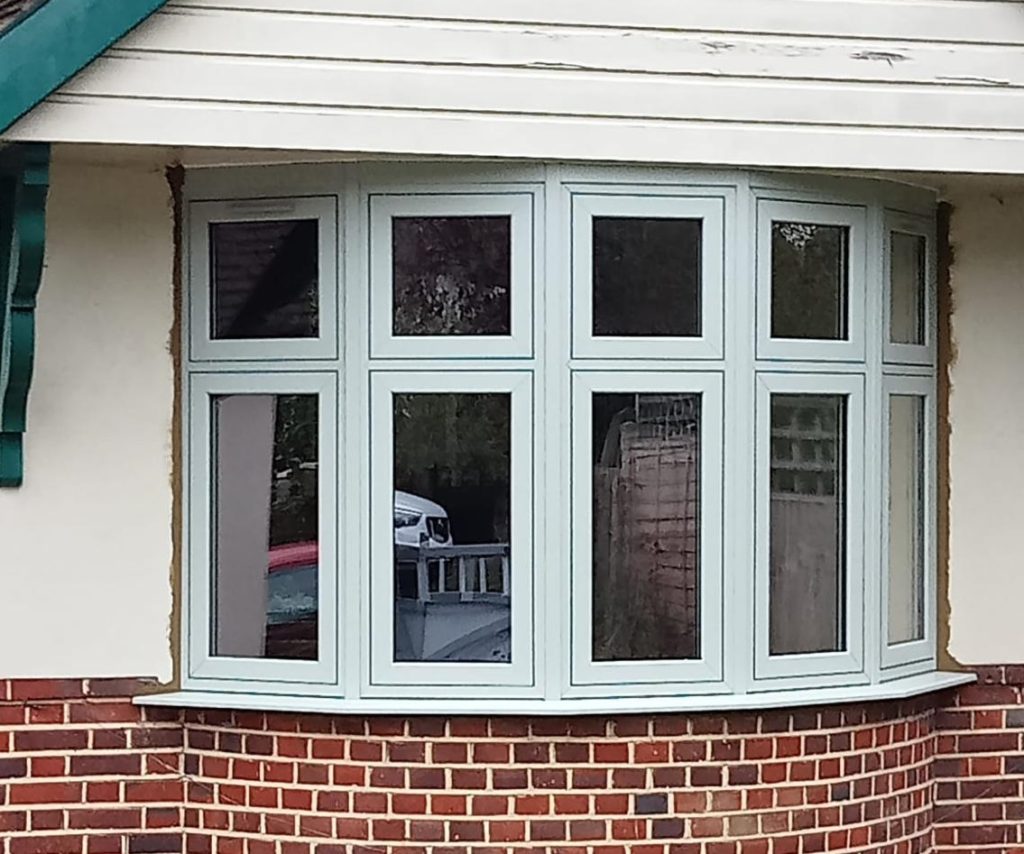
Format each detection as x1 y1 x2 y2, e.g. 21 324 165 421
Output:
1 0 169 134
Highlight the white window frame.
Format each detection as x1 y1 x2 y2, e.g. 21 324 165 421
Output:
171 163 950 711
188 196 339 362
567 370 725 696
753 371 867 687
364 369 538 697
186 370 340 690
570 191 726 360
756 200 868 363
880 373 937 672
368 191 536 360
883 211 937 367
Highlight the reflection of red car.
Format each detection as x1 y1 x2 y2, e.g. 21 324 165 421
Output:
265 541 318 660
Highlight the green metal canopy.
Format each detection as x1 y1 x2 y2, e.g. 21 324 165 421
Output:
0 0 168 484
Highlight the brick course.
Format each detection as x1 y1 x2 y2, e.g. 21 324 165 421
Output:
0 674 1015 853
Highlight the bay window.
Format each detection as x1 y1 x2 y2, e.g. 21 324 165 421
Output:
176 164 946 711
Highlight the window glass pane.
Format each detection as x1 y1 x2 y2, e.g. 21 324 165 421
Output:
393 393 512 662
210 220 319 339
592 218 702 337
211 394 319 660
592 393 701 661
392 217 511 336
769 394 846 655
890 232 927 346
889 395 925 644
771 222 849 340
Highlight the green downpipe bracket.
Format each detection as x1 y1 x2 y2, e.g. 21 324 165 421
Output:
0 142 49 487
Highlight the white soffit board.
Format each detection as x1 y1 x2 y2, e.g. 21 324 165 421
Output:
7 0 1024 172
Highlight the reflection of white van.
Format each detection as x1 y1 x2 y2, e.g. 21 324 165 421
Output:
393 490 453 547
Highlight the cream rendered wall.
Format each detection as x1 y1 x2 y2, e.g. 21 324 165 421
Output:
947 191 1024 665
0 148 175 681
8 0 1024 173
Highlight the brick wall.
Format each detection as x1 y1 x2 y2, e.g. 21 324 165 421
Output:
934 665 1024 854
0 675 1014 853
0 679 182 854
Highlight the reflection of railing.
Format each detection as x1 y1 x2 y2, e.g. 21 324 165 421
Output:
395 544 510 604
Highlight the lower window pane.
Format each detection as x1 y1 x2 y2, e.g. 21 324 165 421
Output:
591 393 701 661
769 394 846 655
393 393 512 663
211 394 319 660
889 395 925 644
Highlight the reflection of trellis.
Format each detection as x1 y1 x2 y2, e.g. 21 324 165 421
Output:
593 396 700 661
770 398 840 497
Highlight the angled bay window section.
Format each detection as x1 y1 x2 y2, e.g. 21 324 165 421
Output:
570 372 723 694
188 197 338 361
570 192 725 359
369 192 535 358
883 376 934 670
368 372 535 695
885 212 935 365
757 200 866 361
755 374 864 684
188 373 338 686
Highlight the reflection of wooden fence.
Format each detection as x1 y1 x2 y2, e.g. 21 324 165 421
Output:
593 424 699 661
769 495 840 654
395 544 510 604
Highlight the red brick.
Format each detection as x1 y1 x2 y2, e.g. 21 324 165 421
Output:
10 835 85 854
489 820 527 842
124 781 184 803
11 679 85 701
69 808 144 829
11 782 83 804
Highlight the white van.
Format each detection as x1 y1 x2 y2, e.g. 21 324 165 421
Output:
392 490 453 547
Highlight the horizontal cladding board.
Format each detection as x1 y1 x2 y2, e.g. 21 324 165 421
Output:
165 0 1024 46
60 52 1024 133
10 96 1024 174
116 8 1024 89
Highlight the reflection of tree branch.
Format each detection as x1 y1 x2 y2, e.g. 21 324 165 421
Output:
392 217 511 335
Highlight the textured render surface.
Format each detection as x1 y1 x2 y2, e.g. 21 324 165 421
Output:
946 192 1024 666
0 148 175 680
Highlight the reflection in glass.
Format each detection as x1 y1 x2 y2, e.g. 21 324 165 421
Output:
771 222 849 340
889 396 925 644
769 394 846 655
592 218 702 337
392 393 512 663
210 220 319 339
890 232 927 346
211 394 319 660
392 217 511 336
592 393 701 661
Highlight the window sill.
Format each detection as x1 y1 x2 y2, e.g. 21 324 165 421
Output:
136 671 975 716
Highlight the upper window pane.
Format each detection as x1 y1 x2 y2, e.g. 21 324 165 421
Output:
769 393 846 655
771 222 849 340
393 392 512 663
210 220 319 339
592 392 701 661
592 217 701 337
392 216 511 336
211 393 319 661
890 232 927 346
888 395 925 644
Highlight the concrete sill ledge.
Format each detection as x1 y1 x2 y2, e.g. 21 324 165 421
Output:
136 671 976 717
